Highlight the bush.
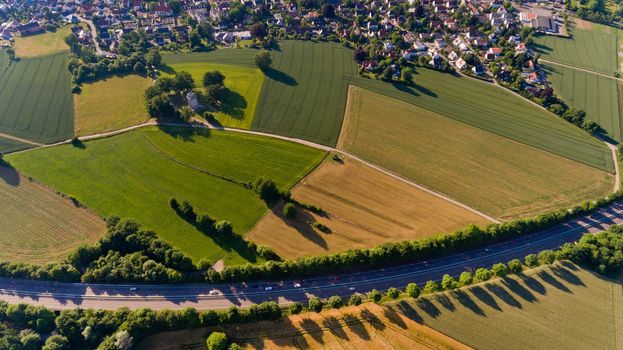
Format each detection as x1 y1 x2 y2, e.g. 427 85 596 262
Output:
169 198 179 210
508 259 523 273
71 85 81 94
256 245 280 261
386 287 400 299
282 203 297 219
196 213 215 231
538 250 557 265
475 268 493 281
491 263 508 277
459 271 473 286
327 295 343 309
312 222 331 233
289 302 303 314
422 280 440 294
196 258 212 271
405 283 420 298
254 177 280 203
206 332 228 350
369 289 382 302
42 335 69 350
228 344 243 350
525 254 539 267
441 274 458 290
308 297 323 313
349 293 362 306
178 200 196 221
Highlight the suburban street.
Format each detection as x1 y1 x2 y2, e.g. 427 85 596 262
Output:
0 201 622 310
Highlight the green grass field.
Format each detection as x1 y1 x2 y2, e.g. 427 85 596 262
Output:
142 128 325 190
533 28 618 74
351 69 613 172
0 50 73 143
163 49 259 68
6 127 325 264
388 263 623 350
13 26 72 58
252 40 358 146
163 62 264 129
75 74 152 136
543 63 621 141
340 87 613 219
0 137 31 153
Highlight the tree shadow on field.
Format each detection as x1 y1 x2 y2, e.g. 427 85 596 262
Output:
0 163 20 186
274 201 328 249
218 88 247 119
156 122 209 142
391 81 437 97
264 67 297 86
158 64 177 75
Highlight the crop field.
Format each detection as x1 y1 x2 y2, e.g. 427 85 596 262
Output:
0 165 106 264
533 28 617 74
137 303 471 350
6 127 324 263
248 157 490 259
252 40 358 146
0 137 31 153
163 62 264 129
75 74 152 136
163 49 259 68
339 87 613 219
543 63 621 141
13 26 72 58
351 70 613 172
141 127 326 189
0 51 73 143
388 262 623 350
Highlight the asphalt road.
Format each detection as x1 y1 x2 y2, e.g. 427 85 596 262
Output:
1 202 622 310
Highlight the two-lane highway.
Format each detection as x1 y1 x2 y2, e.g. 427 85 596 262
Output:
1 202 622 310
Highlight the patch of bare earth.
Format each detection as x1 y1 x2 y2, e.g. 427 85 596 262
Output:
137 303 472 350
246 157 490 260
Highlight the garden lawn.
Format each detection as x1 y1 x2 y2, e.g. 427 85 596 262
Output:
533 27 618 74
0 165 106 264
74 74 152 136
7 127 325 263
0 51 73 143
252 40 358 146
351 69 613 172
543 63 622 141
142 127 325 190
339 86 613 220
388 263 623 350
163 62 263 129
13 26 72 58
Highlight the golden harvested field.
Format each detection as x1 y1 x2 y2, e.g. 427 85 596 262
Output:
339 86 614 220
137 303 471 350
388 262 623 350
74 75 152 136
247 157 490 259
13 26 72 58
0 165 106 263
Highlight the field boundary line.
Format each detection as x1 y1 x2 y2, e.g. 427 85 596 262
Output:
0 131 43 147
540 59 623 81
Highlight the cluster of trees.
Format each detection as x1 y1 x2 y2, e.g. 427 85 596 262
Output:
68 52 149 84
206 192 623 283
144 71 196 120
170 198 234 237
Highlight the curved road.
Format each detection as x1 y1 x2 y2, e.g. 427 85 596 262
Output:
0 202 622 310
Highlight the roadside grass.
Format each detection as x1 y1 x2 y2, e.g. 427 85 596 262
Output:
543 63 621 141
0 137 32 153
6 127 324 263
0 165 106 264
0 50 73 143
252 40 358 146
339 86 613 220
74 74 152 136
136 303 470 350
533 27 618 74
163 62 264 129
13 26 72 58
351 69 613 172
388 262 623 350
247 156 490 259
141 127 326 190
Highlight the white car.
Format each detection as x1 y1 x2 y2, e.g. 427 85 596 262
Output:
264 286 273 291
293 282 301 288
208 289 220 296
348 287 356 291
129 287 137 291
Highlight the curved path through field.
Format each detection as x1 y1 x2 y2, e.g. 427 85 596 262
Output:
0 201 621 310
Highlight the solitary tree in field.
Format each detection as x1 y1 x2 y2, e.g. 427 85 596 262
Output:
282 203 297 219
206 332 227 350
255 51 272 71
203 71 225 88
